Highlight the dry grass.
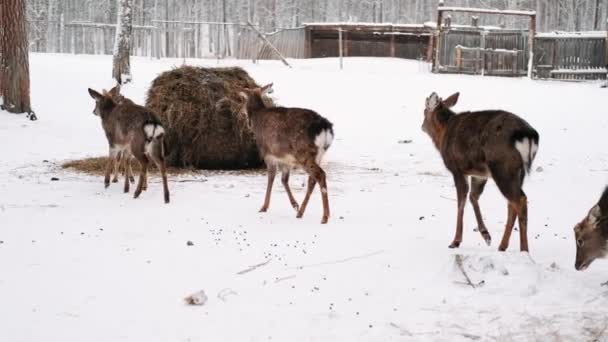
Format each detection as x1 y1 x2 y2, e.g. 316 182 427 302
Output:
61 156 266 177
61 157 196 176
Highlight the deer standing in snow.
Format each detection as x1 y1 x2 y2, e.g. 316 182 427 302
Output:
106 84 135 185
574 187 608 270
88 88 170 203
239 84 334 224
422 92 539 252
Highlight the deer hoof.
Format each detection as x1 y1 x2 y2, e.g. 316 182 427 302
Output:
481 232 492 246
291 203 300 211
321 216 328 224
134 191 141 199
448 241 461 248
498 245 508 252
112 178 119 183
259 207 268 213
130 176 135 183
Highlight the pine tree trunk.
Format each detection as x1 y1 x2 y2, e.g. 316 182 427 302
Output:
113 0 133 84
0 0 35 119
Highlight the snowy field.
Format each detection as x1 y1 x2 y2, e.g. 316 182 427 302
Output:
1 54 608 341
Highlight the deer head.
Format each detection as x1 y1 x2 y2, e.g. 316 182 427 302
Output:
88 88 116 117
239 83 274 114
574 189 608 270
422 92 459 149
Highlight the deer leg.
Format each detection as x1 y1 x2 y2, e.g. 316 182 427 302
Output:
300 161 329 224
134 158 148 199
281 168 299 211
498 203 517 251
105 147 118 188
297 176 316 219
450 174 469 248
470 176 491 246
112 151 121 183
516 192 529 252
149 148 170 204
127 157 135 183
123 156 130 194
259 165 277 213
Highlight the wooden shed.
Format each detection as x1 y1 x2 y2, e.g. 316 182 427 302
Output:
303 23 433 61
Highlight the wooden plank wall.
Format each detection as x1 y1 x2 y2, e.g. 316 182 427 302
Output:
534 37 607 80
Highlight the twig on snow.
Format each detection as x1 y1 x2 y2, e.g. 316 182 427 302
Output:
440 195 457 202
237 259 272 275
389 322 413 336
275 275 296 283
217 288 238 302
287 250 385 271
454 254 478 289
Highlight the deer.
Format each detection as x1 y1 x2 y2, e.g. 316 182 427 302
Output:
422 92 539 252
239 83 334 224
87 87 170 203
574 187 608 270
106 84 135 185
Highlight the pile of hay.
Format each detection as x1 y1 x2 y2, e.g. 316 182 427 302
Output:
146 65 271 169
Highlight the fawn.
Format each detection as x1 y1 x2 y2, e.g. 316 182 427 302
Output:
106 84 135 184
239 84 334 224
574 187 608 270
422 92 539 252
88 88 170 203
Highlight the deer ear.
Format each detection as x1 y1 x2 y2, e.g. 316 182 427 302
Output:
261 83 274 94
589 205 602 227
88 88 103 101
443 92 460 108
426 92 441 111
109 83 121 95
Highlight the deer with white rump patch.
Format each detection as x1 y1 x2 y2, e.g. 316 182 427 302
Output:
574 187 608 270
88 88 170 203
422 92 539 252
239 84 334 224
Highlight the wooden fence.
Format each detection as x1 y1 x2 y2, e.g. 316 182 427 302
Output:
235 27 306 60
534 32 607 80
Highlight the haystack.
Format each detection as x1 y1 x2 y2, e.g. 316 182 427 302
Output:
146 66 271 169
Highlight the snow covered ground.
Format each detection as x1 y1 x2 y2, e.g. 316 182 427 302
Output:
1 54 608 341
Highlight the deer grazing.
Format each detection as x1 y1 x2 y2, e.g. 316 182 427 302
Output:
239 84 334 224
422 92 539 252
88 87 170 203
574 187 608 270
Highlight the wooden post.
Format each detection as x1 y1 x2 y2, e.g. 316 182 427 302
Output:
247 21 291 67
479 31 486 76
338 28 343 69
389 26 396 58
304 26 312 58
455 46 462 71
431 5 444 72
528 13 536 78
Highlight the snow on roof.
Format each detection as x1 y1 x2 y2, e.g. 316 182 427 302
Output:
303 22 427 29
536 31 607 39
423 21 504 31
438 7 536 16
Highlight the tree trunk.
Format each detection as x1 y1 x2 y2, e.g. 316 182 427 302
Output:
113 0 133 84
0 0 35 119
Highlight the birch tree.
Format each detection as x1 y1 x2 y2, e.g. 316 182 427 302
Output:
1 0 36 120
112 0 133 84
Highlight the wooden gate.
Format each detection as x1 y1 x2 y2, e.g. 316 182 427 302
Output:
437 28 529 76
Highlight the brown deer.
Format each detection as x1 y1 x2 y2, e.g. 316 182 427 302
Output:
422 92 539 252
239 84 334 224
88 88 170 203
574 187 608 270
106 84 135 185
